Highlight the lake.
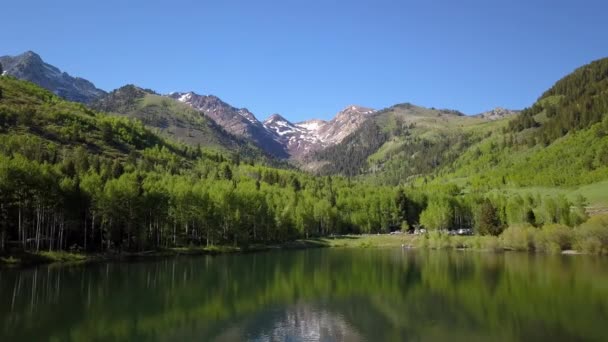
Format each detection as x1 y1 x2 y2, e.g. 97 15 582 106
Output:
1 248 607 341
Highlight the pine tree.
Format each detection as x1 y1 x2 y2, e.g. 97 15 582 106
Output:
477 199 503 236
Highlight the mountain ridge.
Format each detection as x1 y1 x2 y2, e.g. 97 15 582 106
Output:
0 50 520 163
0 51 106 103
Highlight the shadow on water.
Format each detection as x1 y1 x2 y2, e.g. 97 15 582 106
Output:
1 249 607 341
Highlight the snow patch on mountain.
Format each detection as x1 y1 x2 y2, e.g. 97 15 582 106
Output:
263 105 375 159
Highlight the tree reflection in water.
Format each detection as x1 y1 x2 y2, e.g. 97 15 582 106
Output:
0 249 607 341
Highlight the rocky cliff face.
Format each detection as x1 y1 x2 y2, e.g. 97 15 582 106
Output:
0 51 106 103
475 107 519 120
173 91 376 160
169 91 289 158
263 106 376 159
310 105 376 144
263 114 324 158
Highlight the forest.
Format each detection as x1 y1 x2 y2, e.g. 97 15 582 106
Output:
0 63 607 257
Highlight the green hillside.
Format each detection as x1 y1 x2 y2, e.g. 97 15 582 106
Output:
312 103 499 182
91 85 267 160
427 58 608 207
1 61 607 258
311 58 608 209
0 76 408 255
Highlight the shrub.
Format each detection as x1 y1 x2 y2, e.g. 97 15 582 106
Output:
537 224 574 253
452 236 469 249
500 224 538 251
471 235 502 252
575 214 608 254
413 234 429 249
427 231 452 249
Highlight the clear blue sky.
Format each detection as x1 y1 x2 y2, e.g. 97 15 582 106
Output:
2 0 607 121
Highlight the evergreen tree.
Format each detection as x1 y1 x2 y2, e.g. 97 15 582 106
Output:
477 199 503 236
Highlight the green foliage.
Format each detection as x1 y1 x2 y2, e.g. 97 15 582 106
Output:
427 230 452 249
476 199 503 235
419 198 453 230
500 225 538 251
0 78 412 253
470 235 502 251
2 65 608 257
574 214 608 254
91 85 268 161
510 58 608 143
536 224 574 253
315 121 388 176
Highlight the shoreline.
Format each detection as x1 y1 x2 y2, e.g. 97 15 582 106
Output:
0 239 330 268
0 234 592 268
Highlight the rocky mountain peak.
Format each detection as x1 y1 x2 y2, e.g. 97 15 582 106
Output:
264 113 290 125
20 51 44 64
0 51 106 103
315 105 375 144
336 105 375 118
168 91 288 158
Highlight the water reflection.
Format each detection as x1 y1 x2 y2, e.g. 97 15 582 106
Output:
0 249 607 341
217 305 362 342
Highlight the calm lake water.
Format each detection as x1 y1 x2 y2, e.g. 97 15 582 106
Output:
1 248 607 341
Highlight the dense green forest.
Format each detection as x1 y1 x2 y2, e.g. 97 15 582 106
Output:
508 57 608 143
1 58 608 256
0 76 411 253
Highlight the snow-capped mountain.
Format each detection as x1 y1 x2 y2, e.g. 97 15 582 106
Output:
171 90 376 159
169 91 289 158
263 106 376 159
0 50 378 160
0 51 106 103
263 114 324 157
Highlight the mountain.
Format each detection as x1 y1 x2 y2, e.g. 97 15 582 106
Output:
0 51 378 161
311 57 608 196
475 107 520 120
169 91 289 158
91 85 267 158
310 105 376 144
0 51 105 103
263 114 324 158
309 103 485 177
170 91 376 159
263 105 376 159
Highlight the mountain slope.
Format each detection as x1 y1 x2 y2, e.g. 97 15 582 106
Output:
263 105 376 159
310 105 376 144
263 113 323 157
0 51 106 103
169 92 289 158
508 57 608 145
0 51 377 161
309 103 492 179
0 76 181 164
91 85 264 157
432 57 608 190
474 107 520 120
